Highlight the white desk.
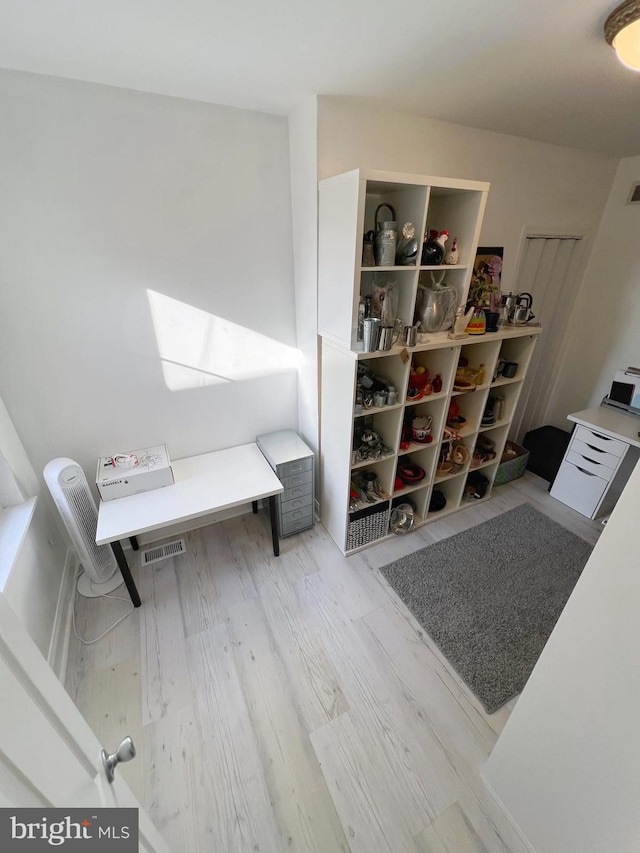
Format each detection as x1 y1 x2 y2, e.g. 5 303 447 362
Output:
550 406 640 520
96 443 284 606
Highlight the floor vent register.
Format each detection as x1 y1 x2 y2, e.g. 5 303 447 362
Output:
140 539 187 566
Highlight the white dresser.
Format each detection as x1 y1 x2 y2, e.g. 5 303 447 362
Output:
550 407 640 519
256 430 315 537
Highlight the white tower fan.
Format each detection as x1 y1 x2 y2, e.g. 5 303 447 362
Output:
44 458 123 597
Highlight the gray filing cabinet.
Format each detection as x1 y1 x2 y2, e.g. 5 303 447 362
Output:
256 430 315 537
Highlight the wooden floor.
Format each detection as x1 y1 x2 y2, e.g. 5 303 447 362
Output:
65 473 601 853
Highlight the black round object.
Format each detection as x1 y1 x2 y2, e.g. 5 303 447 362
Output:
429 490 447 512
421 239 445 266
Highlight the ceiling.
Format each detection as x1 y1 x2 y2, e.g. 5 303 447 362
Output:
1 0 639 157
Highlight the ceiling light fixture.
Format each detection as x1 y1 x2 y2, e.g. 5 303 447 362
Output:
605 0 640 71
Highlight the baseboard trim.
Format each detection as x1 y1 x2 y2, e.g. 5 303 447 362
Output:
47 547 78 683
481 769 537 853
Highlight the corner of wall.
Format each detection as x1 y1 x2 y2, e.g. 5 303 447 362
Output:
288 97 320 454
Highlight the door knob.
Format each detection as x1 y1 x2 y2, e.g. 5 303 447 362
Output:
101 736 136 784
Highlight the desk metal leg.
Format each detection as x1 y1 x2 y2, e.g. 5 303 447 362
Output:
129 535 140 551
268 495 280 557
111 541 142 607
252 500 258 514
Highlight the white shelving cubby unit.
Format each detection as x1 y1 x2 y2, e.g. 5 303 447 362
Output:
318 168 542 555
318 168 489 351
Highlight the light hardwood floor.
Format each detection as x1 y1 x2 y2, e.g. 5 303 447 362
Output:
65 473 602 853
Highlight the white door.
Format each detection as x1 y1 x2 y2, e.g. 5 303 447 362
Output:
0 592 172 853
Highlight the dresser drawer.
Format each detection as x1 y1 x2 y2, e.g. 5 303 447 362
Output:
566 449 614 481
281 507 314 536
570 438 620 470
573 426 627 457
550 459 608 518
281 469 313 490
280 492 313 515
281 483 313 504
277 457 313 478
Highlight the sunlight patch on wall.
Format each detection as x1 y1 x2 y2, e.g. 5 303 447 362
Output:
147 289 300 391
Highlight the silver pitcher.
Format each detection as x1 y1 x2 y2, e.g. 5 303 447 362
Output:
415 283 458 333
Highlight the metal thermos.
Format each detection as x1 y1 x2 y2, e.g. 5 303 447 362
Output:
362 317 381 352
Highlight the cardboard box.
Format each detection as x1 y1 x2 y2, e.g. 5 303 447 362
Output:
96 444 174 500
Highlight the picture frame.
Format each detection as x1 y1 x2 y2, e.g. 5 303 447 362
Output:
468 247 503 309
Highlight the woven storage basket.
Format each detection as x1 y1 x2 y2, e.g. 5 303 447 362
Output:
494 441 530 486
346 502 390 550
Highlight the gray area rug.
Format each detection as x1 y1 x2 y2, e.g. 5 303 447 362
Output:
379 503 593 713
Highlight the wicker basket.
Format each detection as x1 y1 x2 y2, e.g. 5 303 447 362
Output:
346 502 390 550
494 441 530 486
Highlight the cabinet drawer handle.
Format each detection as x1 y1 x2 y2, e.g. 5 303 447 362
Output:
585 443 605 454
581 455 601 465
576 465 596 476
590 431 611 441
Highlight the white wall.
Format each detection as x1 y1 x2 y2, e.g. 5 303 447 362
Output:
317 96 616 316
288 96 319 453
0 392 67 661
3 500 68 660
484 460 640 853
0 396 38 502
0 69 298 488
546 154 640 426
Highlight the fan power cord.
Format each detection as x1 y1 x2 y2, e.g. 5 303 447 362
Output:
72 570 135 645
